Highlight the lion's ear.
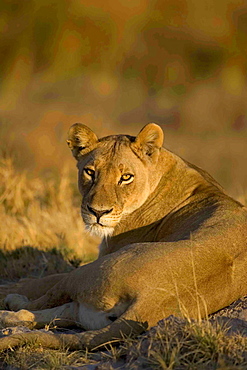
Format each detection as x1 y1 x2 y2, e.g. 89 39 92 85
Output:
133 123 164 160
67 123 98 160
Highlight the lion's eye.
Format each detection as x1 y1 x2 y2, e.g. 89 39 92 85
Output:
120 173 134 184
84 168 95 178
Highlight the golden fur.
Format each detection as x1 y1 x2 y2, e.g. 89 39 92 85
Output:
0 123 246 351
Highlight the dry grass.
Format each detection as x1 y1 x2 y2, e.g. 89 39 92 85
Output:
0 157 247 369
125 317 247 369
0 156 99 280
0 346 94 369
1 318 247 369
0 1 247 367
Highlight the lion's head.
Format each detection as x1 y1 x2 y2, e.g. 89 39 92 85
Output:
67 123 164 237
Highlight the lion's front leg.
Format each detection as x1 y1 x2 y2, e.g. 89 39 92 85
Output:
0 293 40 328
0 302 80 329
0 273 68 301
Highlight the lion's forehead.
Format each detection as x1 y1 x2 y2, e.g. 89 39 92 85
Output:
82 139 141 172
97 137 132 157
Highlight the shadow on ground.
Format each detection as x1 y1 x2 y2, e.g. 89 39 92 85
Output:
0 246 75 282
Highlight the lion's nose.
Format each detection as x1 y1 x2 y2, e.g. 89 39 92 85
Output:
87 205 113 223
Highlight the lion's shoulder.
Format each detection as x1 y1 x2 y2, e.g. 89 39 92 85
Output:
67 123 247 257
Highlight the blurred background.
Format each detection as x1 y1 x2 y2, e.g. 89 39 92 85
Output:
1 0 247 190
0 0 247 270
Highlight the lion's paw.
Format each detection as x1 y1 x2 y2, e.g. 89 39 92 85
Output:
4 294 30 311
0 309 35 329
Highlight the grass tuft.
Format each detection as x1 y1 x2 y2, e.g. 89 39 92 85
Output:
125 317 247 369
0 157 247 368
0 157 99 280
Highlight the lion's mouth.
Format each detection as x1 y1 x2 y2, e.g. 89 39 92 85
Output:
91 221 109 229
96 221 104 227
81 207 121 238
85 222 115 237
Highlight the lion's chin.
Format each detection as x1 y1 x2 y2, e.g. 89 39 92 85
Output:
85 223 115 238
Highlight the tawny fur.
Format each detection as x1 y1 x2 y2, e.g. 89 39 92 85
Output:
0 123 246 351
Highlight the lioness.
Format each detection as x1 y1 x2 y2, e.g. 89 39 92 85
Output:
0 123 246 351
